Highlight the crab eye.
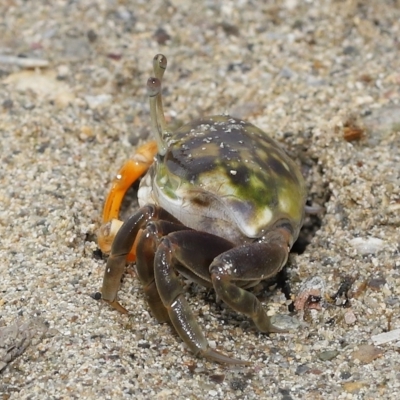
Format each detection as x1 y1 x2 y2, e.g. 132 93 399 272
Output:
153 54 167 73
147 77 161 97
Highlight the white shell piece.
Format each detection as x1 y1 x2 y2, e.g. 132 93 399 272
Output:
371 329 400 345
349 237 385 255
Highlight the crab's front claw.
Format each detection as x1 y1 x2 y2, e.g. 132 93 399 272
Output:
97 219 124 254
97 219 141 262
102 140 157 223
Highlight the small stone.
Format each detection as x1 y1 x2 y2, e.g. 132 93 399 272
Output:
363 104 400 136
344 310 357 325
294 276 325 311
270 314 301 331
342 381 368 393
295 364 309 375
154 27 171 45
308 368 323 375
371 328 400 345
340 371 352 380
209 374 225 384
92 292 102 300
84 94 113 109
56 64 70 79
220 22 240 37
349 237 385 255
87 29 98 42
230 377 248 391
280 67 295 79
368 276 387 291
80 125 94 140
351 344 383 363
343 45 358 55
23 101 35 110
317 350 339 361
2 99 13 109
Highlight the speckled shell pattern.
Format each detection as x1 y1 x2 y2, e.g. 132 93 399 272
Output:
151 115 307 244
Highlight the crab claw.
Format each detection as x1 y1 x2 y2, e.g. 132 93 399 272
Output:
101 140 158 224
97 219 124 254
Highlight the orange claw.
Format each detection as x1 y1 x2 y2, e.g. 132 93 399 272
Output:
102 140 158 223
97 220 141 261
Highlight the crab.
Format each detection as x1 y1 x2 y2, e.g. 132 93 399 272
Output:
97 54 307 364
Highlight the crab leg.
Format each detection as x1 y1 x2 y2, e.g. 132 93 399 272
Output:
210 228 291 333
101 205 180 313
135 220 188 323
153 231 250 364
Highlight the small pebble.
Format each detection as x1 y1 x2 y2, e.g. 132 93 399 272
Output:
92 292 102 300
294 276 326 311
340 371 352 380
344 310 357 325
371 328 400 345
87 29 98 42
317 350 339 361
342 381 368 393
57 64 70 79
367 276 387 291
209 374 225 384
84 94 113 109
349 237 385 255
351 344 383 363
2 99 13 109
295 364 310 375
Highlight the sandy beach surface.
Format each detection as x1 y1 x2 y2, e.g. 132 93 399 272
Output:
1 1 400 399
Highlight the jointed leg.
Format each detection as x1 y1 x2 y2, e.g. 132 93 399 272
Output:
101 205 180 313
153 231 249 364
135 221 188 323
210 234 290 333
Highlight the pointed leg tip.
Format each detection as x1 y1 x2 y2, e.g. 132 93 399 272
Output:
107 299 129 314
201 348 251 366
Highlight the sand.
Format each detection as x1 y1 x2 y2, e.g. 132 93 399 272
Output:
1 1 400 399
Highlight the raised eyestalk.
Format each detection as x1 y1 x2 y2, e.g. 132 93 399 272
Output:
147 54 170 156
